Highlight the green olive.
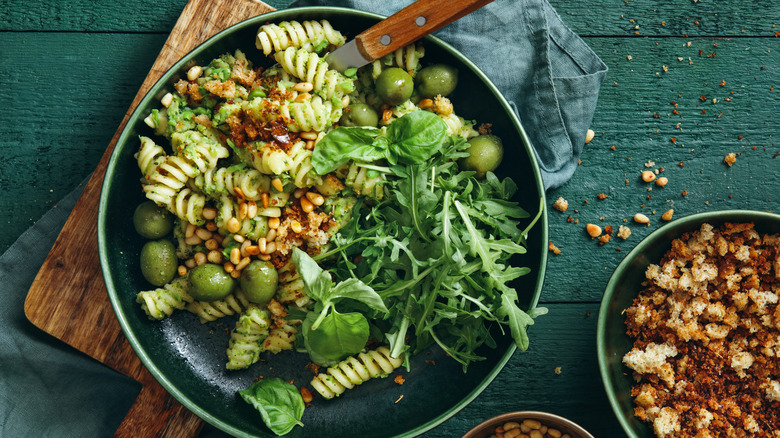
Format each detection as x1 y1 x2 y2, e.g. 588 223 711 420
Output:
460 134 504 178
133 201 174 239
375 67 414 106
239 260 279 305
339 103 379 127
140 239 178 287
415 64 458 98
188 263 236 302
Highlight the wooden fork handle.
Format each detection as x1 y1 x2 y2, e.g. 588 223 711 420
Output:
355 0 494 61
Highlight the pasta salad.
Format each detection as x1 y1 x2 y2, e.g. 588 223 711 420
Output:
131 19 545 436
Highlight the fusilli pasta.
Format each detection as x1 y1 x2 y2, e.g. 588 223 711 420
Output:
226 305 271 370
136 277 193 320
309 346 404 399
255 20 345 56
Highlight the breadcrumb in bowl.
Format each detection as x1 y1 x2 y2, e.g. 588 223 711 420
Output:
597 210 780 438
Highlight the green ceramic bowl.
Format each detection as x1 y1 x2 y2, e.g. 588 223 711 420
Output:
97 6 547 438
597 209 780 438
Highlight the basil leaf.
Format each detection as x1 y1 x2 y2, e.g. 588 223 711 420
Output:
292 248 332 302
303 310 369 366
328 278 389 313
239 378 304 436
387 111 448 164
311 126 384 174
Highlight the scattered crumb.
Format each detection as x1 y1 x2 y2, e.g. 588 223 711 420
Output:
394 375 405 385
617 225 632 239
553 197 569 212
548 241 562 255
724 152 737 167
554 366 562 375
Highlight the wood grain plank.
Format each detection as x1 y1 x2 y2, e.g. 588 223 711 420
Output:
3 0 778 37
23 0 275 436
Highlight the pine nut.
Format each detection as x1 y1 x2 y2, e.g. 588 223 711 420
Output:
185 222 196 238
261 192 270 209
259 254 271 261
547 428 562 438
185 259 197 269
226 217 241 234
202 207 218 220
529 431 543 438
522 419 541 430
272 178 284 192
300 131 318 141
586 223 602 237
245 245 260 256
341 95 350 107
418 98 433 109
240 239 251 257
503 422 520 431
195 228 212 241
205 221 218 232
305 191 325 206
661 209 674 221
207 250 223 264
184 235 202 246
193 252 207 266
235 257 251 271
300 387 313 404
585 128 595 144
300 197 314 213
294 92 311 103
293 188 306 199
641 170 656 182
306 139 316 150
265 229 277 242
258 237 267 253
504 429 521 438
224 262 235 273
230 269 241 279
290 220 303 234
268 217 280 229
187 65 203 81
238 202 248 220
205 238 219 251
264 241 276 254
230 247 241 265
233 187 246 200
247 201 258 219
634 213 650 224
656 176 669 187
382 108 393 122
292 82 314 92
161 92 173 108
177 265 187 276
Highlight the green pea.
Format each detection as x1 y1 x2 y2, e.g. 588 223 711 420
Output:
188 263 236 302
239 260 279 305
375 67 414 106
416 64 458 98
460 134 504 178
133 201 174 239
339 103 379 127
140 239 178 287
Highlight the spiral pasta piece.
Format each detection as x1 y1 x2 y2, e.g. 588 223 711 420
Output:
262 323 298 354
226 305 271 370
286 140 321 188
136 277 193 320
343 162 385 200
250 144 294 175
193 165 271 201
370 43 425 79
273 47 353 100
287 96 339 133
186 288 251 323
136 136 166 178
256 20 345 56
309 347 404 399
274 258 309 308
171 131 230 173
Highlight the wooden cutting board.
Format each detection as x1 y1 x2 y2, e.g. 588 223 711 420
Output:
24 1 275 436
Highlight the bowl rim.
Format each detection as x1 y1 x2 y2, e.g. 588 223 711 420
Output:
461 410 595 438
597 209 780 438
98 6 548 438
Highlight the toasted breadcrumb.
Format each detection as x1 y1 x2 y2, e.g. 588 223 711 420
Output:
617 225 632 239
724 152 737 166
548 241 562 255
552 197 569 212
622 222 780 437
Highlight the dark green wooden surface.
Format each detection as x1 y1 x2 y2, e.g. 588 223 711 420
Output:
1 0 777 437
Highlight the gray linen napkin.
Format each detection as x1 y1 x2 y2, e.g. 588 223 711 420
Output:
0 1 606 436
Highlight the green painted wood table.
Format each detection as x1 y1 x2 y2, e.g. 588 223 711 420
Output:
2 0 778 437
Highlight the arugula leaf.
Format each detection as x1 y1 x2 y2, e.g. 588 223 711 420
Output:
239 378 304 436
